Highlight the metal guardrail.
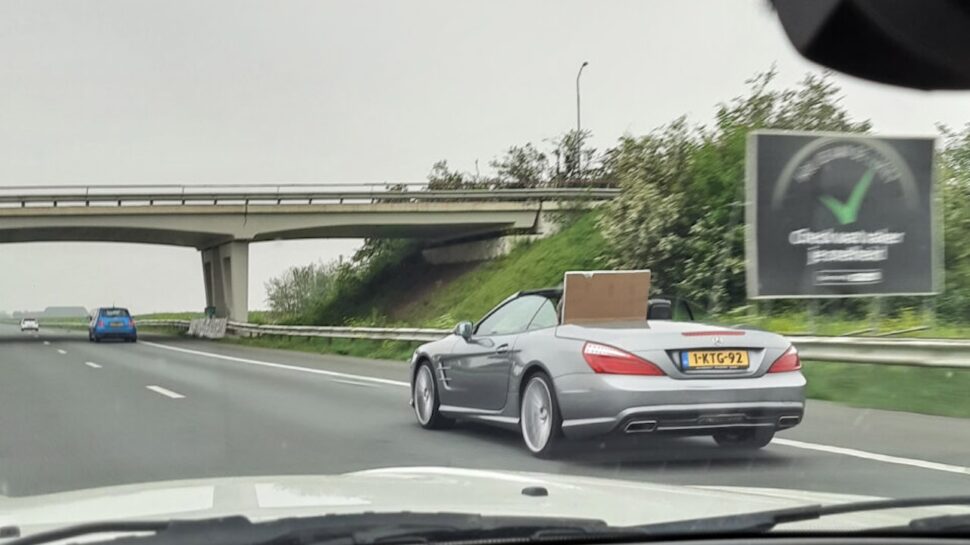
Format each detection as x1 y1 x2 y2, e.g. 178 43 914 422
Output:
789 335 970 368
226 321 447 342
137 319 970 369
0 184 619 208
136 319 444 341
138 319 193 327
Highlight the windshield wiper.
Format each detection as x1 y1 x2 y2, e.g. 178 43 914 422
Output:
5 513 614 545
5 520 172 545
632 495 970 535
875 511 970 534
250 513 618 545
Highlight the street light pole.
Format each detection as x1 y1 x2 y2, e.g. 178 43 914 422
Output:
576 61 588 134
575 61 589 181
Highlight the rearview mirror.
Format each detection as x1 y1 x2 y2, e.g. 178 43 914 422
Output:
772 0 970 90
454 321 473 341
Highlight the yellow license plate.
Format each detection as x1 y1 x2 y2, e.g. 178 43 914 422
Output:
682 350 749 369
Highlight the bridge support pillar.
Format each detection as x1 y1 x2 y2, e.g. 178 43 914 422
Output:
200 241 249 323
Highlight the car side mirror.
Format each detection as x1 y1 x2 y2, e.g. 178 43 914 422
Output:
454 321 473 341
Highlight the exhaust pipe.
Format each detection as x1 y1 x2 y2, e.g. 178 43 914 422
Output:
778 416 801 429
624 420 658 433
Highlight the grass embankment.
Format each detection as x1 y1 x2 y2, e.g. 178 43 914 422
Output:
402 213 606 326
302 213 607 329
803 361 970 418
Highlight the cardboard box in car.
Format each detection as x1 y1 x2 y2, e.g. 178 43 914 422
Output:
561 270 651 324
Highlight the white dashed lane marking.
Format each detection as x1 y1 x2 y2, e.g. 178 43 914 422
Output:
145 385 185 399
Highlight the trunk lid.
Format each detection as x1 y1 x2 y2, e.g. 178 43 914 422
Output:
103 317 132 328
555 320 791 378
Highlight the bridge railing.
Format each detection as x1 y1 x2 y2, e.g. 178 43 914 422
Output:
135 319 970 369
0 184 619 208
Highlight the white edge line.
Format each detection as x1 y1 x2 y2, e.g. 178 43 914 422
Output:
146 385 185 399
56 349 67 355
331 378 380 388
774 438 970 476
84 361 102 369
140 341 409 388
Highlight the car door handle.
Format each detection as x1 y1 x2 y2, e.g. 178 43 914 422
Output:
495 344 509 355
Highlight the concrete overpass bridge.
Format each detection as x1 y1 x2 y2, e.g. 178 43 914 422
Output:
0 184 617 321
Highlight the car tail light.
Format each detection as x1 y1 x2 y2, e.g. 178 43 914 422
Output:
582 342 665 376
129 318 136 326
768 346 801 373
97 319 105 328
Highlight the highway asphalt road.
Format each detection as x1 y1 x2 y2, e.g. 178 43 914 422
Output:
2 323 969 499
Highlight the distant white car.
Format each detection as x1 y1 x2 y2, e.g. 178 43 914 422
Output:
20 318 39 332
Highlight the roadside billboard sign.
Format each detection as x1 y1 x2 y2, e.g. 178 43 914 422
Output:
746 131 940 298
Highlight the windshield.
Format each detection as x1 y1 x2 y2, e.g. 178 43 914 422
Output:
2 0 969 541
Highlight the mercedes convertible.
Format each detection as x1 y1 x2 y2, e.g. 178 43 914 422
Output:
409 287 805 457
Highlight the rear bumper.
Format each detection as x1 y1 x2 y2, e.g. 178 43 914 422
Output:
556 372 806 439
93 328 137 338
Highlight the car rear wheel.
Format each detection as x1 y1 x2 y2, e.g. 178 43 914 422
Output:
412 362 452 429
520 373 563 458
713 428 775 449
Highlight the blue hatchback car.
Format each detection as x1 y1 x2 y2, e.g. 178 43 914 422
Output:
88 307 137 343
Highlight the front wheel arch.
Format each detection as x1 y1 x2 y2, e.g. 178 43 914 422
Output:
412 359 453 430
411 354 431 385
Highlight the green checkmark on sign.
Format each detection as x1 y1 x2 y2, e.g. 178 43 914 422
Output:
819 168 875 225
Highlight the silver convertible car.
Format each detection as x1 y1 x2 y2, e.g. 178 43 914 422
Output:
409 288 805 457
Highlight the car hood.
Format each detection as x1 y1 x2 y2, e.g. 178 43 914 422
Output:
0 467 961 538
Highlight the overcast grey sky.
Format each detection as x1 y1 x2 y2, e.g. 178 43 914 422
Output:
1 0 968 314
